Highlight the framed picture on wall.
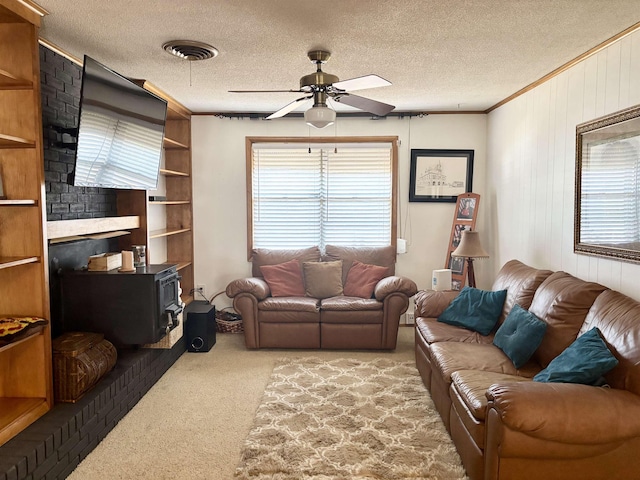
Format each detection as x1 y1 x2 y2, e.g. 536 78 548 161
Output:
409 149 474 202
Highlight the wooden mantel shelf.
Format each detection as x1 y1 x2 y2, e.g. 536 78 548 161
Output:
47 216 140 240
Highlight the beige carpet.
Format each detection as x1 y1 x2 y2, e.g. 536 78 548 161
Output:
235 357 467 480
67 327 465 479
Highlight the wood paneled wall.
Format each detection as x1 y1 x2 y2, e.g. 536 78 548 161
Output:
487 29 640 300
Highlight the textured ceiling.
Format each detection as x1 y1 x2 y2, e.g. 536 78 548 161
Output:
36 0 640 115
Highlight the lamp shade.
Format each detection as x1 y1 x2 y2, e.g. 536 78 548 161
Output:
304 105 336 129
451 230 488 258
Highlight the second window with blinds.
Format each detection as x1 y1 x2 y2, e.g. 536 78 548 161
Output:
246 136 398 256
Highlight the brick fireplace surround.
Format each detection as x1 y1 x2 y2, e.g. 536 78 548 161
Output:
0 340 186 480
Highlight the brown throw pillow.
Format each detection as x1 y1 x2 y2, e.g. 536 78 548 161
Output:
303 260 343 299
260 259 305 297
343 261 389 298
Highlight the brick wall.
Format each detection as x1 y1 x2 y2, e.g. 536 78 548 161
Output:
0 340 186 480
40 46 117 221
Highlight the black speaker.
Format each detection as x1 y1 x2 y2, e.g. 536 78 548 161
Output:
186 301 216 352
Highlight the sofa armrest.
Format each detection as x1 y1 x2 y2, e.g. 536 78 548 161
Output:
414 289 459 317
374 276 418 301
486 381 640 445
225 277 270 301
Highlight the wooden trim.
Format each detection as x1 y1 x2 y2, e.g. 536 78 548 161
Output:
0 255 39 269
149 227 190 239
246 136 399 144
245 136 253 261
0 0 47 26
0 133 35 148
486 20 640 113
160 168 189 177
390 138 398 250
163 137 189 150
47 216 140 239
0 199 37 206
37 38 82 65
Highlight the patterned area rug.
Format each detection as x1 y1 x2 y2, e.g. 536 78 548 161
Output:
235 357 468 480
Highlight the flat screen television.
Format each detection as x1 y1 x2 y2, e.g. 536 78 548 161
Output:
69 55 167 190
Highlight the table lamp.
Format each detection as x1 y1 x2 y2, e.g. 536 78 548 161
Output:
451 230 488 288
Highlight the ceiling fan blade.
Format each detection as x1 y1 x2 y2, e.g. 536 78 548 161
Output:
229 89 304 93
266 96 312 119
332 74 391 92
333 94 395 116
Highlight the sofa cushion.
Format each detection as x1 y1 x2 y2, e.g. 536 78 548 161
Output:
343 261 389 298
450 370 531 449
579 289 640 394
491 259 554 323
251 246 321 278
529 271 607 367
258 296 320 312
452 370 531 422
320 296 383 311
416 317 495 345
259 259 305 297
303 260 344 299
493 304 547 369
438 287 507 335
431 342 541 385
414 289 460 318
323 245 396 283
533 327 619 385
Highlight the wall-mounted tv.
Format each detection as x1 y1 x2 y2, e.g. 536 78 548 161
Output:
69 55 167 190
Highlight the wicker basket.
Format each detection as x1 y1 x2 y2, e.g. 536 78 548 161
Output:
215 308 244 334
52 332 117 403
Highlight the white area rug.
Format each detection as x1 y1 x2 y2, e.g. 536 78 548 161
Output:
235 357 468 480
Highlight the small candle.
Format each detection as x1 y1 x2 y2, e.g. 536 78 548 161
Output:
121 250 134 270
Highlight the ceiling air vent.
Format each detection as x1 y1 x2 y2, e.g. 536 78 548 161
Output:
163 40 218 61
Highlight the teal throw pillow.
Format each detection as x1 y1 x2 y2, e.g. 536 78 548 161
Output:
493 304 547 368
437 286 507 336
533 327 618 385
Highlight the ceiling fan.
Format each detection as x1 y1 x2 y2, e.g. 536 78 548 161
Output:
229 50 395 128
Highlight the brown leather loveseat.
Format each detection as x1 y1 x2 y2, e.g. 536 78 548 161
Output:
226 245 417 349
415 259 640 480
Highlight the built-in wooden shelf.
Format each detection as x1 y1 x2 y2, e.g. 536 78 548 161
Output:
175 261 192 271
0 326 44 354
0 68 31 89
0 397 49 447
149 200 190 205
163 137 189 150
0 199 37 206
149 228 190 239
182 294 194 306
0 133 35 148
159 168 189 177
0 256 39 270
47 216 140 240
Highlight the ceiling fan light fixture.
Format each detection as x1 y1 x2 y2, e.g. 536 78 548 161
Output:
304 105 336 129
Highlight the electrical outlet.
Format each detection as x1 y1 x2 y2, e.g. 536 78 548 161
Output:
405 311 415 325
196 284 206 298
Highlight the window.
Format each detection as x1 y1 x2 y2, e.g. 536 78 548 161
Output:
247 137 398 256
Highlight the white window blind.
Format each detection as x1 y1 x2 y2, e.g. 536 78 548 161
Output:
251 142 393 250
580 138 640 245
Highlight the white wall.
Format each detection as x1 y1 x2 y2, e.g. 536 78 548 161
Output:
487 29 640 301
192 114 487 307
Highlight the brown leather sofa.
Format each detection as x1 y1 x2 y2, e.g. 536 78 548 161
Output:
415 259 640 480
226 245 417 349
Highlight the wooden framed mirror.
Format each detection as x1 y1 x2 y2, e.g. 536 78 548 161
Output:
575 104 640 263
